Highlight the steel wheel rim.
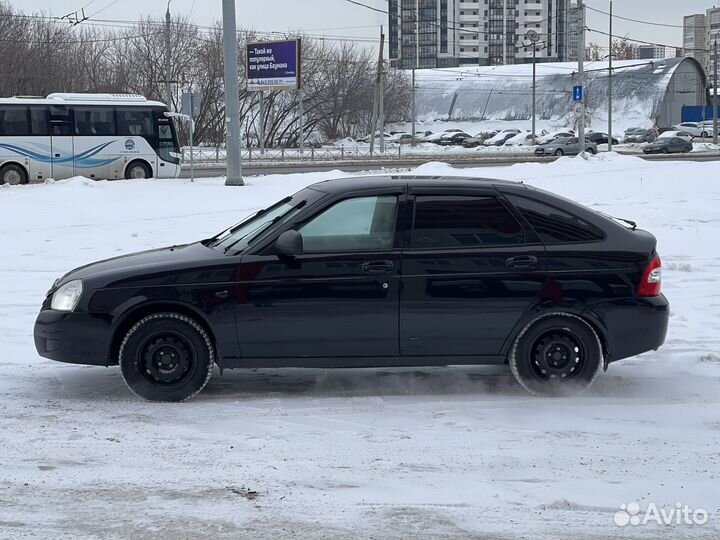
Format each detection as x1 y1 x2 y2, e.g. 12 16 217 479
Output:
531 331 585 381
139 332 196 386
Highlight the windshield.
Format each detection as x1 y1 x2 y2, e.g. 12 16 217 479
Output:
207 196 306 255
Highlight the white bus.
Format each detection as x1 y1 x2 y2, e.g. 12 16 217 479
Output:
0 93 181 185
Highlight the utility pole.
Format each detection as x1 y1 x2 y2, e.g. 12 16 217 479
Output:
608 0 613 151
298 89 304 153
222 0 243 186
577 0 586 150
411 0 419 147
165 1 172 108
503 0 507 65
714 35 718 146
258 91 265 155
379 27 386 154
370 26 385 155
532 44 536 145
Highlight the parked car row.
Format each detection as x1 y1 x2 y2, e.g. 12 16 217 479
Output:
355 123 707 154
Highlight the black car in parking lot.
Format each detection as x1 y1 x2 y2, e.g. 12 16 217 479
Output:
643 137 693 154
35 176 669 401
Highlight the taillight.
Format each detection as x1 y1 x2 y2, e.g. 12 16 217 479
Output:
638 255 662 297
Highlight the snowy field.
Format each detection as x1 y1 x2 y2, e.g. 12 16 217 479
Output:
1 154 719 539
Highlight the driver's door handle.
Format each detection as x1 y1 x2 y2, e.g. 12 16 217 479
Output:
362 260 394 274
506 255 538 270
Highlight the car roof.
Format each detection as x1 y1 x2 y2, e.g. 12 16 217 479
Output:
309 175 524 194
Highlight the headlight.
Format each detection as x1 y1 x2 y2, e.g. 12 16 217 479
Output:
51 280 83 312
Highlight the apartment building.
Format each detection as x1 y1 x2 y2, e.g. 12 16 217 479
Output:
388 0 577 69
683 7 720 79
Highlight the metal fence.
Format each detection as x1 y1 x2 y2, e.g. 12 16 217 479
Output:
181 145 411 163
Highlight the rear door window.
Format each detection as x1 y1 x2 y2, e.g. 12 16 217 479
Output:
411 195 525 249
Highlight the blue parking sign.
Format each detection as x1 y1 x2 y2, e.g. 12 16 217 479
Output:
573 85 583 102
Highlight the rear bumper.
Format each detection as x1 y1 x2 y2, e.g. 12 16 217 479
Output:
34 310 112 366
583 295 670 363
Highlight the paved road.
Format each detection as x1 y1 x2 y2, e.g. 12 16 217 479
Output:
180 152 720 179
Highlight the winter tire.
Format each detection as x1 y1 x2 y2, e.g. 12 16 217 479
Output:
509 314 603 397
0 163 28 185
119 312 214 402
554 149 564 156
125 160 152 180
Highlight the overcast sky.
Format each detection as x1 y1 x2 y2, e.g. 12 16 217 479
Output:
15 0 718 50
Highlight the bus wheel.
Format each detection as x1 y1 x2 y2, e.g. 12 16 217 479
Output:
0 163 28 185
125 161 152 180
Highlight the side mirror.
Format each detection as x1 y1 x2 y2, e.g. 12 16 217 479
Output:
274 229 303 257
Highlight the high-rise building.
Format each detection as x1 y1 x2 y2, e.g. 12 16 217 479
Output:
683 14 706 70
388 0 576 69
636 45 666 60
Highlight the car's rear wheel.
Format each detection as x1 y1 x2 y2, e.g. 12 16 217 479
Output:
509 314 603 397
119 312 214 402
587 147 597 155
701 131 709 138
554 149 564 156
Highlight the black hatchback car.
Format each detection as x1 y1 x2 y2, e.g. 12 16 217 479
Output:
34 176 669 401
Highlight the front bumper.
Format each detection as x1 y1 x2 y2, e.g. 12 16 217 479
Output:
584 295 670 363
34 309 113 366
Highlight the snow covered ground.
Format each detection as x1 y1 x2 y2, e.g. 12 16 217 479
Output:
1 154 719 539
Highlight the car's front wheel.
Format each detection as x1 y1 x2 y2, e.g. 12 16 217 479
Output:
554 149 564 156
509 314 603 397
119 312 214 402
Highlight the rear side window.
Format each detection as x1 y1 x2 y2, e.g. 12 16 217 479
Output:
412 195 524 249
507 195 605 244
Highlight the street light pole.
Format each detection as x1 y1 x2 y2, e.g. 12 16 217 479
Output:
608 0 613 151
222 0 243 186
714 35 718 146
411 0 419 147
577 0 586 149
165 1 172 108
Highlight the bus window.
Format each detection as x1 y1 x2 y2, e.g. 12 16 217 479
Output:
74 107 116 136
0 106 30 136
50 106 73 136
29 107 49 136
117 108 153 137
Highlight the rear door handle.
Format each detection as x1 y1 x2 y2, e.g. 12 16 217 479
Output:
362 260 394 274
506 255 538 270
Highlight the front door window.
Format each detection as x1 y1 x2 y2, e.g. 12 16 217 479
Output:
300 195 398 253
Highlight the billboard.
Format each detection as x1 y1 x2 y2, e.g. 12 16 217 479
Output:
246 39 301 92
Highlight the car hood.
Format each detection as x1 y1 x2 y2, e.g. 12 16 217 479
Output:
56 241 229 290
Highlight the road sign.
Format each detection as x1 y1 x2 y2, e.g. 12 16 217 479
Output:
574 103 584 119
181 92 202 118
525 30 539 43
247 39 302 92
573 85 583 102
